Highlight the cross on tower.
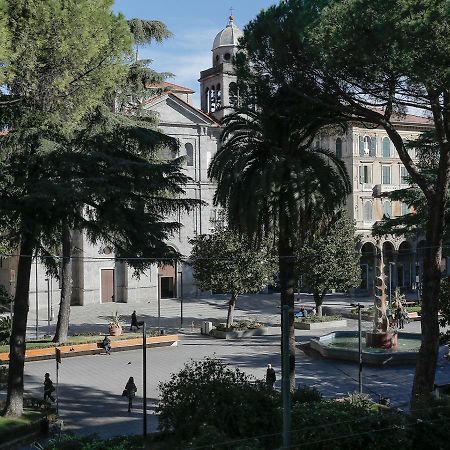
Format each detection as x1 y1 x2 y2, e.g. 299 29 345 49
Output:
229 6 234 17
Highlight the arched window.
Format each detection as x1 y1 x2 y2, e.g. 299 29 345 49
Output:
363 136 370 155
205 88 210 113
382 137 391 157
363 201 373 222
216 83 222 109
383 200 392 218
210 85 216 112
185 143 194 167
335 138 343 159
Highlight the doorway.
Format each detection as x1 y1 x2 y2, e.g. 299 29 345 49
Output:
101 269 115 303
158 262 177 299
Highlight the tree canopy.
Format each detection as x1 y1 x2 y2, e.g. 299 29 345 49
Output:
190 221 275 328
298 212 361 316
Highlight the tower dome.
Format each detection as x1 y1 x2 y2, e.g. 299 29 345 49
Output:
211 16 243 67
199 16 242 120
212 16 243 50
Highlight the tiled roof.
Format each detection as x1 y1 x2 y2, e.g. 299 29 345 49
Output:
145 81 195 94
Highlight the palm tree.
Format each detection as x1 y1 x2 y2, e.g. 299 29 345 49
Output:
209 103 351 391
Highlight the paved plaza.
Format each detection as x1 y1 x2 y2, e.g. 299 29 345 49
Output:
2 292 450 441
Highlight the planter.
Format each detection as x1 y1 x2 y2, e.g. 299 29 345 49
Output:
366 331 398 349
210 327 268 340
109 324 122 336
0 335 179 363
295 319 347 330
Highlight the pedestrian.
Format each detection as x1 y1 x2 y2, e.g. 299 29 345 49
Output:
299 305 308 318
266 363 276 389
43 373 55 403
123 376 137 412
130 310 140 331
101 335 111 355
394 307 402 329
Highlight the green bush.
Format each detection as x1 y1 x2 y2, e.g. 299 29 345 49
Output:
295 314 342 323
291 400 408 450
45 433 144 449
0 364 7 384
0 316 11 344
215 320 263 331
293 385 323 404
157 357 281 447
344 393 379 411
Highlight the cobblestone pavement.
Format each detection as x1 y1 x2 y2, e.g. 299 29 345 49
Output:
2 292 449 442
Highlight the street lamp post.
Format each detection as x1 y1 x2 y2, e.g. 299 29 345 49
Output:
351 303 364 393
177 271 184 328
157 274 161 335
142 321 147 438
45 278 51 335
35 256 39 339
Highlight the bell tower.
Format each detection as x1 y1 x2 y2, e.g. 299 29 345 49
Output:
199 16 242 121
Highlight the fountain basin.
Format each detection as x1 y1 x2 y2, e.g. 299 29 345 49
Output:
309 331 422 366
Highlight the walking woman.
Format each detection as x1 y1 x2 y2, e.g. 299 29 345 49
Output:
123 376 137 412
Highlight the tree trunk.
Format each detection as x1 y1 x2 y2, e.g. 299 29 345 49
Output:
53 226 73 344
226 292 238 329
279 228 296 393
411 201 444 405
2 235 34 417
313 291 325 317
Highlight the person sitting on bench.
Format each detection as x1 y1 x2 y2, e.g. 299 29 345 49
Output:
101 335 111 355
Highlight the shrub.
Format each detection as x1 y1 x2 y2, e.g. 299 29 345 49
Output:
295 314 342 323
344 392 379 411
215 320 263 331
0 316 11 344
158 357 281 447
0 365 7 384
45 433 143 449
291 400 408 449
293 385 323 404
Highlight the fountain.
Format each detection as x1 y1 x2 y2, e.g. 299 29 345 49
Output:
307 240 425 366
365 241 398 349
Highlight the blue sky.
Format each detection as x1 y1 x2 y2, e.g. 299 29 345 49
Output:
112 1 278 106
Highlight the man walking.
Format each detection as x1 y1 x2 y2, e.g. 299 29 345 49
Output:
130 310 140 331
266 363 276 389
43 373 55 403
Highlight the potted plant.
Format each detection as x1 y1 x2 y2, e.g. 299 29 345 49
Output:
109 311 122 336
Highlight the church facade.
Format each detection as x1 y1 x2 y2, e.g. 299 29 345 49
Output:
7 16 439 312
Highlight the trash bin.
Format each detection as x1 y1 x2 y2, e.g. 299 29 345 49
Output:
202 321 213 334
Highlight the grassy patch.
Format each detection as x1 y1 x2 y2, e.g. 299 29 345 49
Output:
406 306 421 313
215 320 263 331
295 314 342 323
0 410 42 443
0 331 159 354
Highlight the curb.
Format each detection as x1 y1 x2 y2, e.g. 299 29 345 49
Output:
0 335 178 363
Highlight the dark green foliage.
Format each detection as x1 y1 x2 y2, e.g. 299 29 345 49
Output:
45 433 144 450
298 212 360 315
0 316 11 344
292 385 323 404
157 357 281 448
291 400 408 449
190 223 275 327
439 277 450 343
127 19 172 45
0 365 7 384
